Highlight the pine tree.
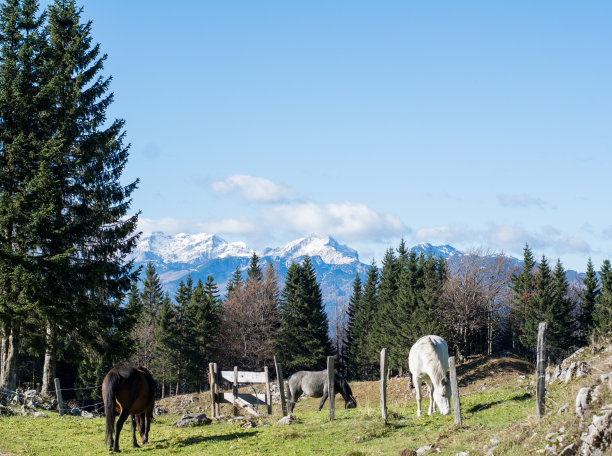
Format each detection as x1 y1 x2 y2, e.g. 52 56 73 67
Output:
133 263 164 369
345 274 362 379
247 253 263 283
579 258 600 344
226 266 243 297
275 257 333 373
548 260 575 355
349 260 379 379
509 245 537 354
521 255 553 352
184 276 220 390
0 0 49 390
152 293 177 397
593 260 612 339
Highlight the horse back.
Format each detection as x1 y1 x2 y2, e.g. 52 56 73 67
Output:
104 365 155 415
409 335 449 382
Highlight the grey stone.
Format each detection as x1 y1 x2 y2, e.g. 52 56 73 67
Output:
579 410 612 455
416 444 433 455
576 387 590 419
276 415 296 425
81 410 94 418
174 413 210 427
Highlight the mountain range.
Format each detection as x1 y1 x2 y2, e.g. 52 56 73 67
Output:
130 232 584 314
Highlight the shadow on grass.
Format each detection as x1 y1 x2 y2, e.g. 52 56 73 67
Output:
466 392 531 413
150 431 258 449
457 356 533 387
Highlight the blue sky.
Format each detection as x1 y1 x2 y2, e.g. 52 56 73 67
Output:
62 1 611 271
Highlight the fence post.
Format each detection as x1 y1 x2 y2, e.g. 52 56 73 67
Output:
208 363 216 418
54 378 66 416
536 322 547 420
327 356 335 421
213 363 219 417
380 348 388 424
274 356 288 416
264 366 272 415
232 366 239 416
448 356 462 427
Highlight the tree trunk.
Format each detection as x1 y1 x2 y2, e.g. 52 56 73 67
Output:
0 323 19 391
41 322 56 394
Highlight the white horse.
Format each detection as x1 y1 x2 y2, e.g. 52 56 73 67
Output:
408 335 451 416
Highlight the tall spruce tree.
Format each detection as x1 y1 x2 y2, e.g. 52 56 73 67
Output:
521 255 553 352
593 260 612 338
548 260 575 355
0 0 139 390
349 260 379 379
579 258 600 344
247 253 263 283
345 273 362 379
133 263 163 369
184 276 220 390
0 0 50 390
509 245 536 354
275 257 333 372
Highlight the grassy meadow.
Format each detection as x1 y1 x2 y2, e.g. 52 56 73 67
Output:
0 354 609 456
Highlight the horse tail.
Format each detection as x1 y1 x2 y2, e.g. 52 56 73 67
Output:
104 370 120 448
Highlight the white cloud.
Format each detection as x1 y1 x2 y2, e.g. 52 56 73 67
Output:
264 202 407 241
497 193 546 208
212 175 291 203
414 225 474 243
138 217 258 236
413 223 591 259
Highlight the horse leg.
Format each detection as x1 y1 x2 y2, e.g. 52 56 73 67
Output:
425 380 434 415
113 408 130 452
318 391 329 411
143 411 151 444
131 415 140 448
415 379 422 417
288 386 299 413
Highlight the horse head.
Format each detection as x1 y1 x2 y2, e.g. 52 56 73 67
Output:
433 373 451 415
337 377 357 409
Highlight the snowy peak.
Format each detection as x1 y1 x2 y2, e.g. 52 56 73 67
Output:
264 233 360 265
410 243 462 260
132 231 253 264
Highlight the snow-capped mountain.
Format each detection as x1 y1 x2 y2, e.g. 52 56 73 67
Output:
130 233 368 313
130 234 585 315
409 243 462 260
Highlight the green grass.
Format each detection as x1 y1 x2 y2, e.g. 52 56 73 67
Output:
2 352 607 455
0 389 538 455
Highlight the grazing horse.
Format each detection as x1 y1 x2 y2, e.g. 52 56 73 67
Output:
408 335 451 417
286 370 357 413
102 365 156 452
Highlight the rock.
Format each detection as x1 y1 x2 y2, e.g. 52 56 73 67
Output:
576 387 591 419
33 411 46 418
456 452 469 456
397 450 417 456
558 443 575 455
81 410 94 418
276 415 296 425
490 438 499 445
155 406 165 415
579 410 612 455
71 408 81 416
174 413 211 427
600 373 612 383
557 403 569 414
416 444 433 455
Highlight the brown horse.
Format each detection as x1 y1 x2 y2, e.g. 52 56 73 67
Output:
102 365 156 452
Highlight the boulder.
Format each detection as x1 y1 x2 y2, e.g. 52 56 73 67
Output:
174 413 210 427
579 410 612 455
576 387 591 419
276 415 296 425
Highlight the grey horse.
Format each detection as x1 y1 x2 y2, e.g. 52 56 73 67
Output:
286 370 357 412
